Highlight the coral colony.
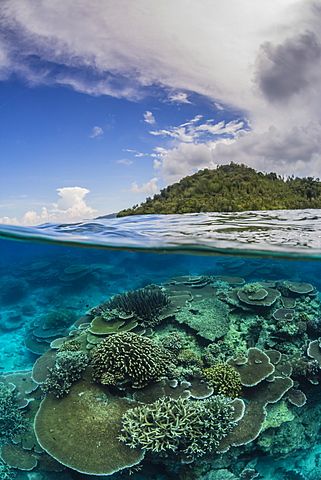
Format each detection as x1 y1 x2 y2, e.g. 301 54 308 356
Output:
1 276 321 478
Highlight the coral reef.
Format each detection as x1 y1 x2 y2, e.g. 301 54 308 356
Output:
91 332 172 388
0 460 16 480
203 363 242 398
34 380 144 475
0 382 26 440
25 309 77 355
0 277 28 306
119 395 236 460
175 296 230 341
93 285 171 326
3 271 321 480
42 350 89 397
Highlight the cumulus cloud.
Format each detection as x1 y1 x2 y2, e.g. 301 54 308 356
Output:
1 0 321 179
154 122 321 182
0 187 97 226
255 31 321 103
143 110 155 124
131 177 159 195
90 126 104 138
0 0 302 106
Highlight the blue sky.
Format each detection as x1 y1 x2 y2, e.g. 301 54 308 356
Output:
0 1 320 224
0 78 247 222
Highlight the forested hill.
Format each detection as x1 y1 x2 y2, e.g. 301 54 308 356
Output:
117 163 321 216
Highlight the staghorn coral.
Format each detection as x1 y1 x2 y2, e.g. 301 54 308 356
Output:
0 382 26 441
203 363 242 398
91 332 171 388
42 350 89 398
119 395 236 459
93 285 170 326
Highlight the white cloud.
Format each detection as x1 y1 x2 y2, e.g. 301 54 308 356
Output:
0 187 97 226
143 110 155 124
90 126 104 138
1 0 321 178
124 149 147 158
214 102 224 111
0 0 298 106
131 177 159 195
154 121 321 182
168 92 191 104
150 115 246 145
117 158 133 165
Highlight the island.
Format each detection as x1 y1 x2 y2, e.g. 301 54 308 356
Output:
117 163 321 216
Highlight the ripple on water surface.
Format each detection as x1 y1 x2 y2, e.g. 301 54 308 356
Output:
1 211 321 480
1 209 321 258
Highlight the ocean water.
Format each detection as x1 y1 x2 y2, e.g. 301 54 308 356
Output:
1 211 321 480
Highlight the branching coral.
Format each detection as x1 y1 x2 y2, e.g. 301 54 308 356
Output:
93 286 170 326
42 351 89 398
119 396 236 459
203 363 242 398
0 460 16 480
58 338 82 352
159 332 184 354
91 332 171 388
0 382 26 440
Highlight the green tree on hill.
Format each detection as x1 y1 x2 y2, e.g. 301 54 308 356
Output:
117 163 321 217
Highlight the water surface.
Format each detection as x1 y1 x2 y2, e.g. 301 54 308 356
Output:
1 211 321 480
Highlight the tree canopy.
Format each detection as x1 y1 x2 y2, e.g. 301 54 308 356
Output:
117 163 321 216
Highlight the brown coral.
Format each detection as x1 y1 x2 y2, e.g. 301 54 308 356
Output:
203 363 242 398
91 332 171 389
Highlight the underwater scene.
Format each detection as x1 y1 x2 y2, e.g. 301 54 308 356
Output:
2 213 321 480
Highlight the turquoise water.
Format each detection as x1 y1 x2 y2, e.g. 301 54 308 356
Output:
1 212 321 480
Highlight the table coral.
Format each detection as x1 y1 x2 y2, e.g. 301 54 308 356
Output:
34 380 144 475
175 296 230 341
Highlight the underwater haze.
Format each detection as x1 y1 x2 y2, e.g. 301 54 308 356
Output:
1 211 321 480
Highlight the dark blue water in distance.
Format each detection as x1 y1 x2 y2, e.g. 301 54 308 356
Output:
2 211 321 480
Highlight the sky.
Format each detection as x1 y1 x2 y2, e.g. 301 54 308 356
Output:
1 0 321 225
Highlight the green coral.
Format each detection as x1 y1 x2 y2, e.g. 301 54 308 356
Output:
223 322 248 357
175 297 230 341
261 400 294 432
0 382 26 441
159 331 184 354
42 350 89 398
119 396 236 459
91 332 171 389
203 363 242 398
178 349 203 368
58 338 82 352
